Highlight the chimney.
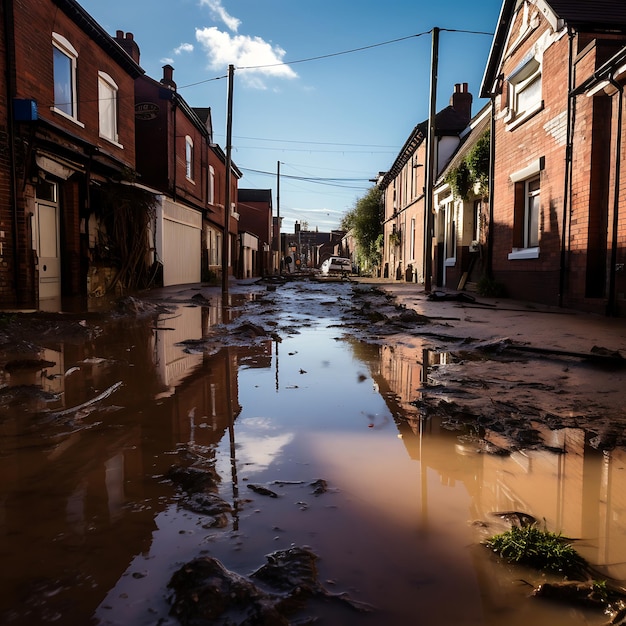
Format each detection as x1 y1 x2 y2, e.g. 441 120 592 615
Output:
450 82 472 125
114 31 140 65
161 64 177 90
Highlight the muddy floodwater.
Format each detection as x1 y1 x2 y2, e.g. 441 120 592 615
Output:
1 278 626 625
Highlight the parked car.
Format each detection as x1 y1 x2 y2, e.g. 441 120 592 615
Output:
320 257 352 275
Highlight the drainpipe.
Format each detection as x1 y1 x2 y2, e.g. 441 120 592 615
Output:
558 29 575 308
486 95 496 278
3 0 21 302
606 75 623 316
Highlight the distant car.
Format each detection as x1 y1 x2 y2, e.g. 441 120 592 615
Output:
320 257 352 275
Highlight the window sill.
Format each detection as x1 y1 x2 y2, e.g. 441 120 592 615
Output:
508 247 539 260
100 135 123 150
444 257 456 267
505 101 544 131
51 106 85 128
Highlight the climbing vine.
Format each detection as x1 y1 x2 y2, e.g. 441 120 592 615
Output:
445 129 490 200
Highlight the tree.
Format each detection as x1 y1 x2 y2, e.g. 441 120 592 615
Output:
341 185 383 271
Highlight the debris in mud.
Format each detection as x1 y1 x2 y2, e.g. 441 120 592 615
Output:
181 492 232 526
166 464 221 493
247 484 279 498
310 479 328 495
113 296 174 317
168 546 373 625
42 381 123 420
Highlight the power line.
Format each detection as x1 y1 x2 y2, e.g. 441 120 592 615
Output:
178 27 494 90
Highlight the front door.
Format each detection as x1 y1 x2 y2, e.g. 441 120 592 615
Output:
35 180 61 301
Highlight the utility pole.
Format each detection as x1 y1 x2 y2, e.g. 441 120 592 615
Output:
277 160 281 273
424 27 439 293
222 64 234 295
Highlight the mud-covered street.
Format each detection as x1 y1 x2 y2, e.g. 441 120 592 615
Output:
1 277 626 625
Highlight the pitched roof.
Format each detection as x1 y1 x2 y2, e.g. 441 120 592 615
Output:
436 104 491 185
481 0 626 97
238 189 273 204
546 0 626 31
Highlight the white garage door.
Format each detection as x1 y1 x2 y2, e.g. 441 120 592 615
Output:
162 200 202 286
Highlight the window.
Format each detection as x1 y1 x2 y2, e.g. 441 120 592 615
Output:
208 165 215 204
98 72 119 143
506 57 542 126
524 176 540 248
185 136 194 180
52 33 79 120
473 199 482 242
509 158 543 259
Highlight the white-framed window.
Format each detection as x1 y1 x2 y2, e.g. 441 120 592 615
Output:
52 33 79 121
506 57 542 127
208 165 215 205
523 176 540 248
98 71 119 144
509 158 543 259
185 136 194 180
445 201 456 262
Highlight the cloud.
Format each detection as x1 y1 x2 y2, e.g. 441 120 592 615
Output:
160 57 174 65
199 0 241 32
195 27 298 88
174 43 194 55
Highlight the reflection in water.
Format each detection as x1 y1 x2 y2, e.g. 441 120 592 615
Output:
0 283 623 626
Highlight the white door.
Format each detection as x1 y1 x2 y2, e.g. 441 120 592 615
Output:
35 181 61 300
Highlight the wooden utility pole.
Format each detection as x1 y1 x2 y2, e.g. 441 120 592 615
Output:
277 161 281 273
222 64 234 294
424 27 439 293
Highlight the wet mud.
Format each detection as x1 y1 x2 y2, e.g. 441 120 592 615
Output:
1 277 625 625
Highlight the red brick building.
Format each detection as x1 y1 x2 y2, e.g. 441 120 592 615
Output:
115 31 241 286
237 188 274 277
1 0 143 308
481 0 626 314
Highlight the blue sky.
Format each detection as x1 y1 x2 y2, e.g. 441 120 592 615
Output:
78 0 503 233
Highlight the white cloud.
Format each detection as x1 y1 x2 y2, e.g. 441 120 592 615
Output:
195 27 298 88
160 57 174 65
199 0 241 32
174 43 194 55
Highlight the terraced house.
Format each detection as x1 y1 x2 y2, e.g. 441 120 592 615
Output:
0 0 142 308
481 0 626 315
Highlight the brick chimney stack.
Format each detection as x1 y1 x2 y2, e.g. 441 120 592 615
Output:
114 31 140 64
161 64 177 90
450 82 472 124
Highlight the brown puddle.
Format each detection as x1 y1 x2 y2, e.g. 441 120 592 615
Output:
0 281 623 625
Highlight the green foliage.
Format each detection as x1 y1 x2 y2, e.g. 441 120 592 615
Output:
445 161 472 200
486 525 588 577
341 186 383 271
388 230 401 247
445 129 490 200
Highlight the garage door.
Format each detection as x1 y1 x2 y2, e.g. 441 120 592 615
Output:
162 200 202 286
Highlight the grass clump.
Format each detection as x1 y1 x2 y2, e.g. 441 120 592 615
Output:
486 525 588 577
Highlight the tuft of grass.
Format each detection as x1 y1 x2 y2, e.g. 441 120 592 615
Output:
486 525 588 577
